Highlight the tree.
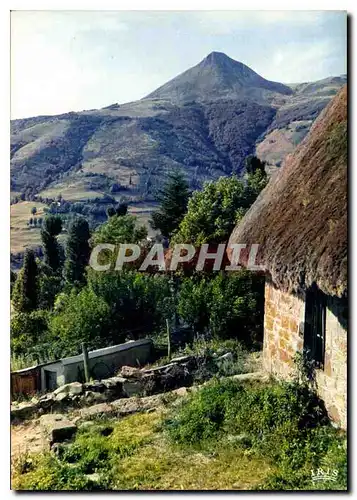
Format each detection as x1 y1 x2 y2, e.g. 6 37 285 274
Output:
31 206 37 216
49 287 110 349
173 164 268 246
64 217 91 286
245 155 266 176
173 176 249 246
244 155 268 206
151 170 190 239
106 206 116 218
92 214 147 246
12 249 38 312
178 271 264 345
116 202 128 217
41 215 63 272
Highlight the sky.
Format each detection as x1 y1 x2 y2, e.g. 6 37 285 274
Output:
11 10 347 119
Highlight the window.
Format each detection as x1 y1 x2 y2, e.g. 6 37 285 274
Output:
304 285 326 368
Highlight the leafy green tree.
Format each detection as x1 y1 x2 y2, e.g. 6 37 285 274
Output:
178 271 264 345
173 176 248 245
11 310 50 356
64 217 91 286
41 215 63 272
12 249 38 312
49 287 110 349
151 170 190 239
88 270 173 342
92 214 147 245
37 263 63 310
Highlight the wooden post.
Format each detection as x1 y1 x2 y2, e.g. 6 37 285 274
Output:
82 342 90 382
166 318 172 361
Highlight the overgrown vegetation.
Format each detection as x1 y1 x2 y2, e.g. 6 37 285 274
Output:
12 379 347 491
164 379 347 490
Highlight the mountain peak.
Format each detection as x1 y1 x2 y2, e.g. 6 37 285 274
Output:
145 52 293 104
202 51 231 63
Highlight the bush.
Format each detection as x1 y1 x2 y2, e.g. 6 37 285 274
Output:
49 288 110 352
88 270 174 342
178 271 264 345
164 379 347 490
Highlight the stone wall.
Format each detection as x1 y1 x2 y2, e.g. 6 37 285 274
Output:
263 280 347 429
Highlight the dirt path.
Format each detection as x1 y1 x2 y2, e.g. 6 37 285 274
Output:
11 419 47 458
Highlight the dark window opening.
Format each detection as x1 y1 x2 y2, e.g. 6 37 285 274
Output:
304 285 326 369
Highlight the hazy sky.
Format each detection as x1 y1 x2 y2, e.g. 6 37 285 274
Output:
11 10 347 119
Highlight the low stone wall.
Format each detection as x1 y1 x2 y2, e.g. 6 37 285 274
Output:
263 280 347 429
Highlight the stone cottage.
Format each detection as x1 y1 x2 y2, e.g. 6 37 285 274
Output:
228 86 347 428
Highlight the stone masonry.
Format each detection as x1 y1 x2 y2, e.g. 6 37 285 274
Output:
263 280 347 429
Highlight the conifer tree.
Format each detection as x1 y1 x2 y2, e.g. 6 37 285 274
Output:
151 169 190 239
41 215 62 272
64 217 91 286
12 249 38 312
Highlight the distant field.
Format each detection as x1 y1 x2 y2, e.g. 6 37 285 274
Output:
10 200 158 253
10 201 47 253
40 180 104 202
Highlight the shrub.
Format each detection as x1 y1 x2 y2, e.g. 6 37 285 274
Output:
164 379 347 490
178 271 264 345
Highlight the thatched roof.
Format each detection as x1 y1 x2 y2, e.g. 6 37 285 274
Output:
228 86 347 298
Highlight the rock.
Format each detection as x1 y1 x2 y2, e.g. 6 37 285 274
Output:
170 355 194 364
122 379 144 397
217 352 234 362
40 414 77 444
229 371 268 382
144 363 175 374
38 394 55 410
83 391 108 405
83 380 106 393
55 392 69 402
77 403 115 421
111 393 165 415
172 386 189 397
53 382 83 397
118 366 142 378
11 402 38 421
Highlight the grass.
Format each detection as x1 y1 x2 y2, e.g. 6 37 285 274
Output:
11 379 347 491
164 379 347 491
12 402 272 491
11 201 47 253
39 179 104 202
10 201 67 253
